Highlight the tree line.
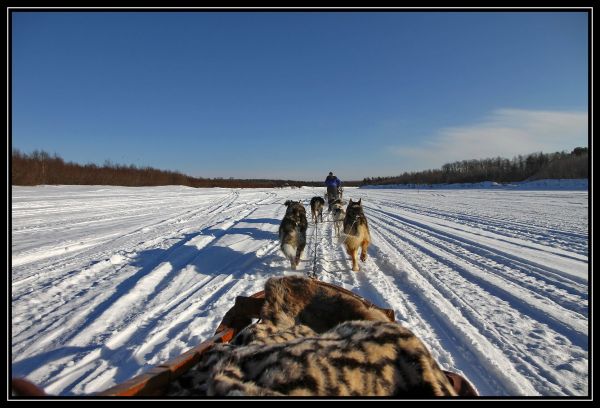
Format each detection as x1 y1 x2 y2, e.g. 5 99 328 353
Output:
11 149 362 188
362 148 589 186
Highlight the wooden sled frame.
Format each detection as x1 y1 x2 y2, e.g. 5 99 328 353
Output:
11 280 477 397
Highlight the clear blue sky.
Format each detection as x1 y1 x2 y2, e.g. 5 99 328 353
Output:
12 11 588 181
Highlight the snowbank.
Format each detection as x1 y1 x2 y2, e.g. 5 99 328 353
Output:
361 179 588 191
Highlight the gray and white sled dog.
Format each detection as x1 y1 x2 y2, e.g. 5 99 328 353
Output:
279 200 308 270
330 199 345 237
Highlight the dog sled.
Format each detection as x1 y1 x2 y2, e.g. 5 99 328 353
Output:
12 278 477 397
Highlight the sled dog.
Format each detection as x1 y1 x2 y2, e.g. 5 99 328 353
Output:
343 198 371 271
310 196 325 224
330 199 345 237
279 200 308 270
327 187 344 211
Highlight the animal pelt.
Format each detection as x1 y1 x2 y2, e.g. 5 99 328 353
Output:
168 276 458 397
342 198 371 271
310 196 325 223
279 201 308 270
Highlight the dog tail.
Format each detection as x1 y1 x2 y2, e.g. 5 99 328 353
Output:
281 243 296 260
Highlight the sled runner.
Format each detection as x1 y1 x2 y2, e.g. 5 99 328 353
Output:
12 279 477 397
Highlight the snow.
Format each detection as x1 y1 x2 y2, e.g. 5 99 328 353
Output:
11 185 589 396
362 178 588 191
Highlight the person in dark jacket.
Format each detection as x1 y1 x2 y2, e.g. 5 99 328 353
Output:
325 172 342 203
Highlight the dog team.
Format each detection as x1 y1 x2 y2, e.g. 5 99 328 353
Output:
279 172 371 272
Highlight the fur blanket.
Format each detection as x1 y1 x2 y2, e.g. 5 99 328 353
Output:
167 276 458 397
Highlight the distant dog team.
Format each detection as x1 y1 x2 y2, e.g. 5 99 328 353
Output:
279 196 370 272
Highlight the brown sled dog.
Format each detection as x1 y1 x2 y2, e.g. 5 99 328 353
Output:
343 198 371 271
279 200 308 270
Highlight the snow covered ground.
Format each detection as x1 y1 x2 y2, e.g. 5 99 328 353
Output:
363 178 589 191
11 185 589 396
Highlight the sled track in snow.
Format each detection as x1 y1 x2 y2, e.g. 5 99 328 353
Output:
13 189 285 394
361 201 588 396
366 207 588 332
11 187 588 396
307 211 532 395
371 198 588 257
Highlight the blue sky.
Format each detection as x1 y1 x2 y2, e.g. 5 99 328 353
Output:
12 11 588 181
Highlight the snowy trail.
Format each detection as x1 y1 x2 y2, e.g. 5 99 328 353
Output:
11 186 589 396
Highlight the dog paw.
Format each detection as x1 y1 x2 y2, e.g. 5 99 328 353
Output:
360 254 367 262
